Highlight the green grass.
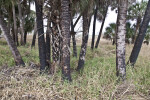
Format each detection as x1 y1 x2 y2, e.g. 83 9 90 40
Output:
0 40 150 99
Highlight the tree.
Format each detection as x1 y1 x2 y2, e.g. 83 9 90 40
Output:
116 0 128 81
91 6 98 50
0 12 25 66
35 0 47 71
60 0 72 81
128 0 150 66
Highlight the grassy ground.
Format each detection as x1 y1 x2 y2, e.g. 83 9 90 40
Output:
0 38 150 100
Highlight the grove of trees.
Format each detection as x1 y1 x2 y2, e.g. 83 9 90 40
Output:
0 0 150 82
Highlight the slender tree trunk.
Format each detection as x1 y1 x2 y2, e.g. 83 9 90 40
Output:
18 0 25 45
91 6 98 50
24 31 27 44
31 22 37 48
116 0 128 81
46 16 51 69
77 9 89 71
128 0 150 66
95 6 108 48
0 14 25 66
73 14 82 28
35 0 47 71
12 1 19 46
71 19 77 57
60 0 72 81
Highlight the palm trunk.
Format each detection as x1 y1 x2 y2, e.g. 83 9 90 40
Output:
128 0 150 66
91 6 98 50
46 16 51 69
77 9 89 71
31 22 37 48
35 0 47 71
116 0 128 81
0 14 25 66
60 0 72 81
95 6 108 48
12 1 19 46
18 0 25 45
71 19 77 57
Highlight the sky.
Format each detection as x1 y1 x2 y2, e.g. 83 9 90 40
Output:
30 0 145 35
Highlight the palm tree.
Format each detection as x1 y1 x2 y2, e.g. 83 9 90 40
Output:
35 0 47 71
60 0 72 81
116 0 128 81
128 0 150 66
0 12 25 66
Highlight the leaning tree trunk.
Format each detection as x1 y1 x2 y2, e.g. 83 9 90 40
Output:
116 0 128 81
0 14 25 66
95 6 108 48
35 0 47 71
60 0 72 81
77 9 89 71
31 22 37 48
91 6 98 50
18 0 25 45
128 0 150 66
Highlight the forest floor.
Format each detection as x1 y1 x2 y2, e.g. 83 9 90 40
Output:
0 37 150 100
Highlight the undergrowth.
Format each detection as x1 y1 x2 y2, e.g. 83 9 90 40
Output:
0 40 150 99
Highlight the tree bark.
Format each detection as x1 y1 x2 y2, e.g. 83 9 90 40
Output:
116 0 128 81
24 31 27 44
31 22 37 48
91 6 98 50
35 0 47 71
60 0 72 81
95 6 108 48
71 19 77 57
77 9 89 71
0 14 25 66
18 0 25 45
12 1 19 46
128 0 150 66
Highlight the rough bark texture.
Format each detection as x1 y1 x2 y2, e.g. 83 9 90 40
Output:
60 0 72 81
77 9 89 71
35 0 47 71
116 0 128 81
18 0 25 45
95 6 108 48
46 16 51 69
129 0 150 66
0 14 25 66
91 7 98 50
31 22 37 48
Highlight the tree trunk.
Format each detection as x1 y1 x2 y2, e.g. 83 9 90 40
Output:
71 19 77 57
73 14 81 28
95 6 108 48
91 6 98 50
60 0 72 81
31 22 37 48
116 0 128 81
46 16 51 69
128 0 150 66
12 1 19 46
24 31 27 44
0 14 25 66
18 0 25 45
77 9 89 71
35 0 47 71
